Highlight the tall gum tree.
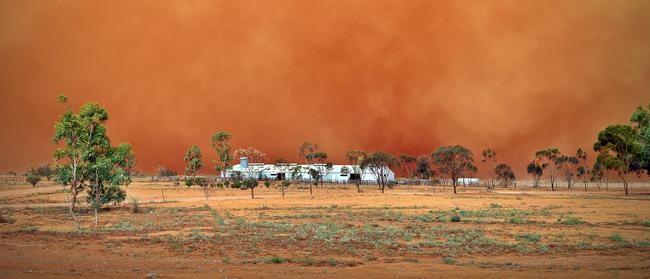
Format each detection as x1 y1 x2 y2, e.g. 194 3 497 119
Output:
53 95 134 228
432 146 477 194
360 152 400 193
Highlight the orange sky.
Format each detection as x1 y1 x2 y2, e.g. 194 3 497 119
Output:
1 1 649 176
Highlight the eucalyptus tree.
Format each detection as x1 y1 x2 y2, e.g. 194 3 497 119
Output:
297 142 319 163
494 163 515 188
360 152 400 193
345 150 367 193
590 160 605 189
535 148 561 191
575 148 589 191
399 154 417 181
53 95 135 228
210 130 232 178
34 165 54 181
86 143 135 224
416 155 432 180
527 160 543 188
431 146 477 194
184 145 210 200
305 151 327 194
279 180 290 197
184 145 203 176
556 155 579 189
593 125 643 195
630 103 650 174
481 148 497 188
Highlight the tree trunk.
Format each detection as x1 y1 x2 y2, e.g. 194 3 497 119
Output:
68 187 80 230
94 170 100 226
161 189 166 202
452 181 457 194
204 187 208 201
282 187 285 197
251 188 255 199
356 182 361 193
309 184 313 195
69 160 80 230
621 174 629 195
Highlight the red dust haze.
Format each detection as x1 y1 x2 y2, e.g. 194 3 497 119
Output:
1 1 649 176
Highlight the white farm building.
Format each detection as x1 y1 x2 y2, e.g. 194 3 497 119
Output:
224 157 395 184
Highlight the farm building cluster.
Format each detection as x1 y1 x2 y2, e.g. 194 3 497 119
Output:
224 157 395 183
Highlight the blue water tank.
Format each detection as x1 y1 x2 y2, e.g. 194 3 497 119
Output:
240 157 248 168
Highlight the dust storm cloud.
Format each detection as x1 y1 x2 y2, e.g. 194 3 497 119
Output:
0 1 649 176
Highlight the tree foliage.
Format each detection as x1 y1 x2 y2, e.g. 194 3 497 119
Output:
52 96 135 227
345 150 367 193
526 160 543 188
534 148 561 190
297 142 319 163
416 155 432 179
360 152 399 193
184 145 203 176
481 148 497 188
210 130 232 176
494 163 515 187
431 146 477 194
399 154 417 179
593 124 644 195
26 174 41 187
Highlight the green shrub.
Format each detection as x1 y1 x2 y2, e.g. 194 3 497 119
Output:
609 233 624 242
442 257 456 264
516 232 541 243
26 174 41 187
642 220 650 227
450 216 461 222
264 181 271 188
509 217 526 224
269 256 285 264
557 216 585 225
326 257 337 266
489 203 502 208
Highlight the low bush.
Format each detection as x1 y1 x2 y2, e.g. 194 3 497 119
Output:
27 174 41 187
509 217 526 224
609 233 624 243
516 232 541 243
442 257 457 264
268 256 285 264
557 216 585 225
450 216 461 222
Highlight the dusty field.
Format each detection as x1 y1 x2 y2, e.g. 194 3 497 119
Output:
0 182 649 278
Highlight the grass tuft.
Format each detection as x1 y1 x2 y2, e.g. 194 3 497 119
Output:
442 256 457 264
